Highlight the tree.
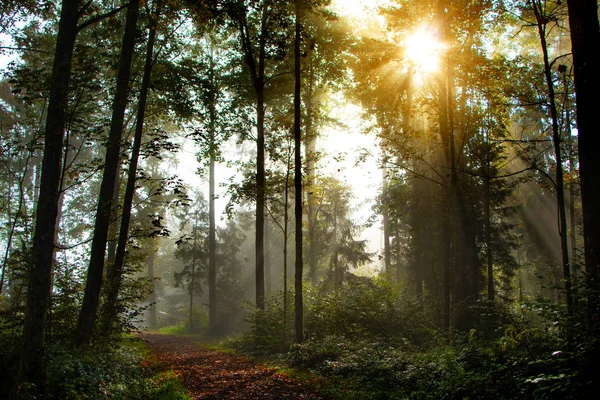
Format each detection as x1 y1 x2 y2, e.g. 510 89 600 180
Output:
75 0 140 347
101 0 165 335
565 0 600 290
294 0 304 344
311 176 372 286
18 0 81 390
174 196 209 331
528 0 572 317
223 0 293 310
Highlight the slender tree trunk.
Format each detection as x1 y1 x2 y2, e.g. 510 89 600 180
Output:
533 2 573 318
283 160 290 344
485 131 494 302
255 85 266 308
381 149 392 282
437 52 452 333
147 239 158 330
75 0 140 347
189 212 198 331
333 197 342 288
236 2 269 310
562 67 578 291
294 0 304 344
105 173 122 280
265 218 271 296
565 0 600 290
304 42 317 286
101 4 155 334
208 109 217 335
0 153 30 296
18 0 79 390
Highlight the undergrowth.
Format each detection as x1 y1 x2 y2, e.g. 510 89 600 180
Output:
2 335 190 400
229 280 599 400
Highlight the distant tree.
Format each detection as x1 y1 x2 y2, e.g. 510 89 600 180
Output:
222 0 294 310
311 176 372 287
215 218 247 333
174 195 209 331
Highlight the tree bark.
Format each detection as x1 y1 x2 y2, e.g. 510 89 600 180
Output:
75 0 140 347
18 0 80 390
381 146 392 282
101 2 155 334
305 56 318 286
294 0 304 344
234 1 268 310
208 69 217 334
565 0 600 286
147 239 158 330
533 1 573 317
189 212 198 330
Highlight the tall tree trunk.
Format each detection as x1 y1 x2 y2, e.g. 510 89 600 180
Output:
283 157 290 345
437 47 452 333
533 1 573 318
303 37 317 286
101 3 156 334
189 212 198 330
18 0 79 390
333 197 342 288
236 2 269 310
75 0 140 347
565 0 600 289
563 70 577 287
208 98 217 335
255 65 266 310
294 0 304 344
381 146 392 282
147 239 158 330
485 131 494 302
265 218 271 296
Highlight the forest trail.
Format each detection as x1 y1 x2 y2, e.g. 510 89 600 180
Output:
140 333 325 399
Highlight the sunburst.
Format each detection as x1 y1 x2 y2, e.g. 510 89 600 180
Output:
404 27 443 73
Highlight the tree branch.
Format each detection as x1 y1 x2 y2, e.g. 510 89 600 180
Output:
76 3 129 33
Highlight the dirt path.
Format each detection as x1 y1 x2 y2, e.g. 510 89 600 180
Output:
140 332 325 399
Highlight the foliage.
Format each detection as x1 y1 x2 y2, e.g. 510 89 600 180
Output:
225 279 600 399
0 335 189 400
305 279 437 346
227 294 294 356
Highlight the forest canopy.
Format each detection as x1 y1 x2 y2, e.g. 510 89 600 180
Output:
1 0 599 398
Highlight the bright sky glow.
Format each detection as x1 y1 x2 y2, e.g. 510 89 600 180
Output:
404 27 443 73
331 0 367 18
330 0 393 30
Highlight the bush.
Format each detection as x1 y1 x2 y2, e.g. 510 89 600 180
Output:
10 338 190 400
227 293 294 356
304 280 438 348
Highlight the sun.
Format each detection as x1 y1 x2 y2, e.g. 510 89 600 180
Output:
403 27 443 73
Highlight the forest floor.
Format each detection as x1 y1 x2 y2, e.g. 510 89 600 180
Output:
139 332 326 399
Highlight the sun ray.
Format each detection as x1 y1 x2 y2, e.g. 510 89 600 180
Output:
404 27 443 73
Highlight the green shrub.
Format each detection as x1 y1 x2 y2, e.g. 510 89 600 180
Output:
304 280 438 347
27 339 191 400
228 293 294 356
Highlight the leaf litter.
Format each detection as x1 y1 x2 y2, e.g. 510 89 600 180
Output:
140 333 326 399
